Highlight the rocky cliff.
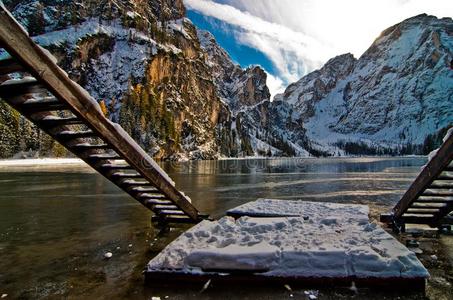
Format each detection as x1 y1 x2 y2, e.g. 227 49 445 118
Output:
273 14 453 155
0 3 451 159
0 0 270 159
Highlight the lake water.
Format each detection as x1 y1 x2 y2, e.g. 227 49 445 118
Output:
0 157 427 299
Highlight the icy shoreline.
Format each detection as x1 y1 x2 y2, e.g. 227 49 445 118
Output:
0 158 85 166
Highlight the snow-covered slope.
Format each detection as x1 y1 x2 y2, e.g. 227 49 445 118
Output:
276 14 453 155
0 0 272 160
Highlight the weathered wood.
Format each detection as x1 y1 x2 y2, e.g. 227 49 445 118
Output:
429 181 453 189
393 132 453 218
152 215 197 224
100 163 133 171
406 208 440 214
157 209 185 215
0 77 44 96
128 187 160 193
87 153 121 160
423 190 453 197
0 6 200 221
0 57 23 75
37 116 83 127
138 194 169 201
56 130 96 141
71 143 110 152
21 98 67 112
144 199 173 206
110 172 142 179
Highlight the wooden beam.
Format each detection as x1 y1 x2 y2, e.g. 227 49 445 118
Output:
0 57 23 75
393 132 453 218
0 6 199 220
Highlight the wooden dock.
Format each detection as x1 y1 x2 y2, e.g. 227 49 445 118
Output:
145 199 429 291
0 5 208 226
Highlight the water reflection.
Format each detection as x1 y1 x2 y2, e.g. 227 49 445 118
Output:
0 157 426 298
164 157 425 217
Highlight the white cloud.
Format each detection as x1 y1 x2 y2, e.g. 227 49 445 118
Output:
185 0 453 94
184 0 332 85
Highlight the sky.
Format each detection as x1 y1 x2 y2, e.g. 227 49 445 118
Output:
184 0 453 97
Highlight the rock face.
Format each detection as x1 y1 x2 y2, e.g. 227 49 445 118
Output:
0 0 270 160
274 14 453 155
0 3 451 159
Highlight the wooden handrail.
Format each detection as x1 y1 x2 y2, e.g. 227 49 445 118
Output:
393 131 453 218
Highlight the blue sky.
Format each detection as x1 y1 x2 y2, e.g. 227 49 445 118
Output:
185 0 453 97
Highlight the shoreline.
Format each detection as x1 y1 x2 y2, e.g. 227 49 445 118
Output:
0 155 427 167
0 158 85 166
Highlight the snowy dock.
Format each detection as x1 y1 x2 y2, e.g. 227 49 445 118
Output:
145 199 429 290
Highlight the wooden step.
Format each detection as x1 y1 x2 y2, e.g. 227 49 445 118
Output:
437 173 453 180
417 196 453 203
21 97 67 113
0 57 23 75
56 130 96 141
87 153 121 160
423 190 453 197
128 186 159 193
157 209 185 215
429 182 453 189
152 214 197 224
144 199 173 206
406 208 441 214
411 202 447 209
400 214 436 224
110 172 142 179
137 193 168 201
120 180 153 187
152 204 179 211
0 77 43 96
37 116 83 127
71 143 110 152
100 163 133 171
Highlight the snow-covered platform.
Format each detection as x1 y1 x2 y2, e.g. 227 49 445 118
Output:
145 199 429 290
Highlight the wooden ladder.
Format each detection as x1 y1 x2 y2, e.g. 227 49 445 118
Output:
0 5 207 226
381 128 453 232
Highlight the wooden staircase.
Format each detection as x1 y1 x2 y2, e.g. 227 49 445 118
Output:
0 5 207 226
381 128 453 232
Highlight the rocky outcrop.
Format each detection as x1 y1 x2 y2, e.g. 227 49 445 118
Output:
0 0 268 160
274 14 453 155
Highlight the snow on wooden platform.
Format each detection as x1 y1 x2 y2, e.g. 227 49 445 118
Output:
146 199 429 288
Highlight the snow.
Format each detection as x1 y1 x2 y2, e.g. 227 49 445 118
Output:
443 127 453 143
0 158 84 166
147 199 429 280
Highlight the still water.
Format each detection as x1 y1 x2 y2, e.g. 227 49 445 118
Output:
0 157 426 299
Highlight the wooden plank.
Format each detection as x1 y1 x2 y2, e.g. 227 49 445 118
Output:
110 172 142 179
144 199 173 206
429 181 453 189
393 131 453 218
100 163 133 171
0 57 23 75
71 143 110 151
55 130 96 141
21 98 67 112
423 190 453 197
87 153 121 160
128 187 159 193
0 7 200 221
406 208 440 214
37 116 83 127
417 196 453 202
